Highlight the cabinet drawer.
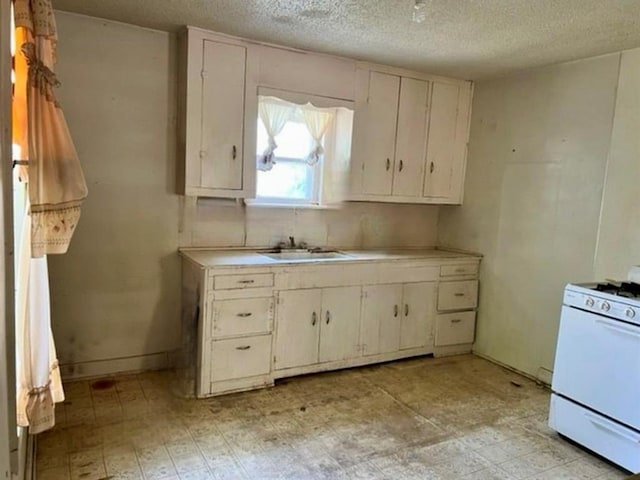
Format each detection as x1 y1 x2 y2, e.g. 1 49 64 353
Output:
438 280 478 311
440 264 478 277
435 311 476 346
214 273 273 290
212 297 273 338
210 335 272 382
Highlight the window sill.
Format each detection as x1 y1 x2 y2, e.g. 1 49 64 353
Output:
244 199 339 210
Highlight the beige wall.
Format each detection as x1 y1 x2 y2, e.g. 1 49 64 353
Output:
179 199 439 249
438 54 622 380
49 13 182 377
50 12 440 377
594 49 640 280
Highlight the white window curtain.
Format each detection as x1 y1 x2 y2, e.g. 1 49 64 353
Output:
300 104 334 166
321 108 353 206
257 96 293 171
16 199 64 434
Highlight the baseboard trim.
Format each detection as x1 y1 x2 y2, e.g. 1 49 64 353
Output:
472 350 552 387
59 351 173 381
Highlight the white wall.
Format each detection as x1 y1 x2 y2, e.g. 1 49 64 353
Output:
438 54 622 380
179 199 439 249
49 12 440 378
49 13 182 377
594 49 640 280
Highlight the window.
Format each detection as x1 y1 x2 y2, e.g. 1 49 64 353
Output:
251 94 354 207
256 116 320 203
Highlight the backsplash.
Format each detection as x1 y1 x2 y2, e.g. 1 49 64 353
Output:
179 198 440 249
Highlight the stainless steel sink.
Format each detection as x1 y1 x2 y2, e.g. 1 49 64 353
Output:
260 250 351 261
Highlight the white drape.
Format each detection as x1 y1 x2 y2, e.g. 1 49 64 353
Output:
301 104 334 166
257 96 293 171
15 198 64 434
321 108 353 206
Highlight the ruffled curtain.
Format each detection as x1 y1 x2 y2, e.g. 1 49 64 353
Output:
16 199 64 434
300 104 334 166
257 96 293 172
12 0 86 434
14 0 88 257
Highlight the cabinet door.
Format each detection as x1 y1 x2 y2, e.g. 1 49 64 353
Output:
392 78 429 197
319 287 362 363
361 284 403 356
360 72 400 195
200 40 246 190
423 81 460 199
400 282 437 350
274 290 321 370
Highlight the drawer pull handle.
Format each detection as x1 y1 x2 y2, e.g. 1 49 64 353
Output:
404 304 409 316
399 160 404 172
454 293 465 297
455 268 465 273
237 312 253 318
236 345 251 351
232 145 237 160
326 310 331 324
238 280 255 284
584 412 640 443
312 311 317 326
394 305 398 317
386 158 391 171
451 319 462 324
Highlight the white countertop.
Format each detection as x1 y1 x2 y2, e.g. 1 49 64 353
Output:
180 247 481 269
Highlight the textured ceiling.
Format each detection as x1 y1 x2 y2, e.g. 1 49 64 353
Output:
53 0 640 79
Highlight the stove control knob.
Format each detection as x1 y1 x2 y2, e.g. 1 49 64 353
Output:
625 308 636 319
601 301 611 312
585 297 595 307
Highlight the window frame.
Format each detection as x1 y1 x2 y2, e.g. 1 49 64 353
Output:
248 88 354 209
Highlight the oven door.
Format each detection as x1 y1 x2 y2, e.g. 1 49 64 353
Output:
552 305 640 430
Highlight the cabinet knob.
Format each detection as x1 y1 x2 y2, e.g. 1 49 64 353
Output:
451 319 462 324
386 158 391 171
312 311 317 326
454 292 465 297
399 160 404 172
394 304 398 317
236 345 251 350
430 162 435 174
326 311 331 324
404 304 409 316
232 145 237 160
237 312 252 318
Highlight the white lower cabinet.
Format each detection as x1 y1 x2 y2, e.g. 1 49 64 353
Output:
318 287 362 363
181 252 481 397
435 311 476 346
274 289 322 370
210 335 272 382
361 284 403 355
362 282 437 355
275 286 362 370
400 282 437 350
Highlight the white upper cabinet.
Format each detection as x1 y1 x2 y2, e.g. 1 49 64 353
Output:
200 40 245 191
180 27 473 203
423 81 473 202
180 29 257 198
359 72 400 195
351 66 473 205
393 77 430 197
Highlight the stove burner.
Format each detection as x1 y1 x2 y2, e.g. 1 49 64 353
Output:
593 282 640 299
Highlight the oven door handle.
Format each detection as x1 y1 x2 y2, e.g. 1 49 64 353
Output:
595 319 640 338
584 412 640 444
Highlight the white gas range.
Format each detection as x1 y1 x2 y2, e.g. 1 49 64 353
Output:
549 280 640 473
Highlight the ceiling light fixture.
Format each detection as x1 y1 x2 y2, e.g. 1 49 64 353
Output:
412 0 427 23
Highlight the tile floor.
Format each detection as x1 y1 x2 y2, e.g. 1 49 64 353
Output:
36 355 629 480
